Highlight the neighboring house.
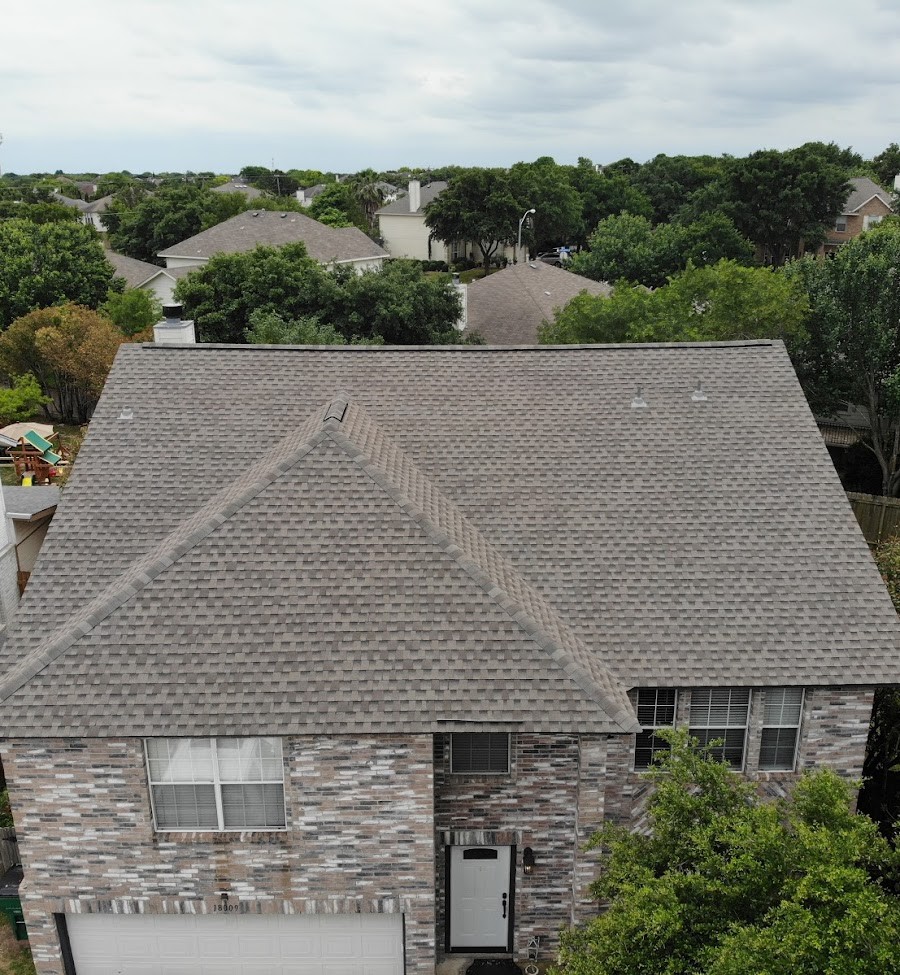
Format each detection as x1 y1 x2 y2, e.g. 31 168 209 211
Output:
105 252 193 305
821 176 894 253
157 210 388 273
210 180 263 200
295 183 327 206
377 180 517 266
465 261 612 344
0 486 59 635
53 193 112 231
0 339 898 975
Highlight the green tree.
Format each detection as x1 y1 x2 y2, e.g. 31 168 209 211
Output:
424 168 521 275
246 309 383 345
633 153 724 225
509 157 583 255
872 144 900 193
568 157 652 248
553 731 900 975
238 165 299 197
105 184 252 263
0 304 125 423
787 219 900 496
306 183 366 230
542 260 808 347
569 213 753 288
723 145 850 265
0 373 50 425
347 169 387 232
101 288 162 337
0 220 116 328
176 247 462 345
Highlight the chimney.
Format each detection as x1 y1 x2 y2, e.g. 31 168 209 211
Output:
408 180 421 213
153 303 196 345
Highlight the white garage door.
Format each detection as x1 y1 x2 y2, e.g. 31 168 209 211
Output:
65 911 404 975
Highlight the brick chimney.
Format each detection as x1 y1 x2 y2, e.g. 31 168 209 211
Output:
153 303 196 345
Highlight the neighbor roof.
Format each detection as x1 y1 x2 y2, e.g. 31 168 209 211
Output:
157 210 388 265
1 342 897 737
210 180 263 199
106 252 175 289
376 182 448 216
467 262 612 345
843 176 894 214
2 486 59 521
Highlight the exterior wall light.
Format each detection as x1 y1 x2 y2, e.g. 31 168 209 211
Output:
523 847 535 875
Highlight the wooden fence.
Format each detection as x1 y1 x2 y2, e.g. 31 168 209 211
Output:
0 828 19 874
847 492 900 546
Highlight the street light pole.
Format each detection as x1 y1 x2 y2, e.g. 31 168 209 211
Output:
518 208 535 263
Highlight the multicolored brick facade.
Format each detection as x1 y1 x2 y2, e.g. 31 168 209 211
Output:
2 686 875 974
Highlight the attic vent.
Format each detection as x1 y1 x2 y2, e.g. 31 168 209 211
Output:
118 408 133 420
325 396 349 423
544 290 551 296
631 386 648 409
280 212 287 218
528 262 539 268
691 382 708 403
251 211 259 217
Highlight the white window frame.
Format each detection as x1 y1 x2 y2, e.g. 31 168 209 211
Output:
633 688 677 770
864 214 884 230
449 732 510 774
145 737 287 832
688 688 751 770
834 217 848 232
758 688 804 771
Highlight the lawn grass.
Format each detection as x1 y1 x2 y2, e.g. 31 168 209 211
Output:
0 920 35 975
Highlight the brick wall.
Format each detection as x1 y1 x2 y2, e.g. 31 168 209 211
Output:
433 732 607 961
604 685 874 825
2 735 436 975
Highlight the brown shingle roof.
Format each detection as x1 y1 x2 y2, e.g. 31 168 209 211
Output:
1 342 897 736
467 262 612 345
157 210 387 265
106 252 173 289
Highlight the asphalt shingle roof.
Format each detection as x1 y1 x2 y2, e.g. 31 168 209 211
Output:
467 262 612 345
2 486 59 519
0 342 897 736
106 252 172 289
843 176 894 214
157 210 387 265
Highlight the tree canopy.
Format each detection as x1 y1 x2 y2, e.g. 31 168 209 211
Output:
787 218 900 496
424 168 521 274
0 303 125 423
554 732 900 975
0 220 116 328
542 260 808 347
175 248 462 345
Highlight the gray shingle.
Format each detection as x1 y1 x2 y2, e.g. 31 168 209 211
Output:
1 342 897 737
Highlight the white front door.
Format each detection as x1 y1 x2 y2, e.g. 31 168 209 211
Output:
448 845 513 950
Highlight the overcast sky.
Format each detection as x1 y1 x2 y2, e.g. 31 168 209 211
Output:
4 0 900 175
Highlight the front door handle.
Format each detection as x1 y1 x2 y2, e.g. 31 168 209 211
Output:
501 892 507 919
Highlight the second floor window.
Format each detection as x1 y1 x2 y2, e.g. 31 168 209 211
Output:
634 688 677 769
146 737 286 831
689 688 750 768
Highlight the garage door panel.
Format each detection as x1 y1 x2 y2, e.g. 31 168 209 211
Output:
65 912 403 975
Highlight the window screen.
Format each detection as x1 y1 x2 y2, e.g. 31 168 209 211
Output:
689 689 750 768
147 737 286 830
450 733 510 773
759 688 803 771
634 689 677 769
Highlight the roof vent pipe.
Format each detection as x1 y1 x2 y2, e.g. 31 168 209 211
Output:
631 386 648 409
691 381 708 402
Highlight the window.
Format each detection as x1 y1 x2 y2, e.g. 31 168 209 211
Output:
834 217 848 232
450 733 509 773
146 737 286 831
864 214 884 230
689 689 750 768
759 688 804 770
634 689 677 768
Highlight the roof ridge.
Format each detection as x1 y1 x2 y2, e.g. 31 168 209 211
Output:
326 403 639 732
0 400 337 704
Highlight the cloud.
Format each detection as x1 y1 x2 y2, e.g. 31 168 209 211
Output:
2 0 900 173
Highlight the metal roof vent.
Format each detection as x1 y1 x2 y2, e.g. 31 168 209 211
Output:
691 381 708 402
118 408 133 420
631 386 648 409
